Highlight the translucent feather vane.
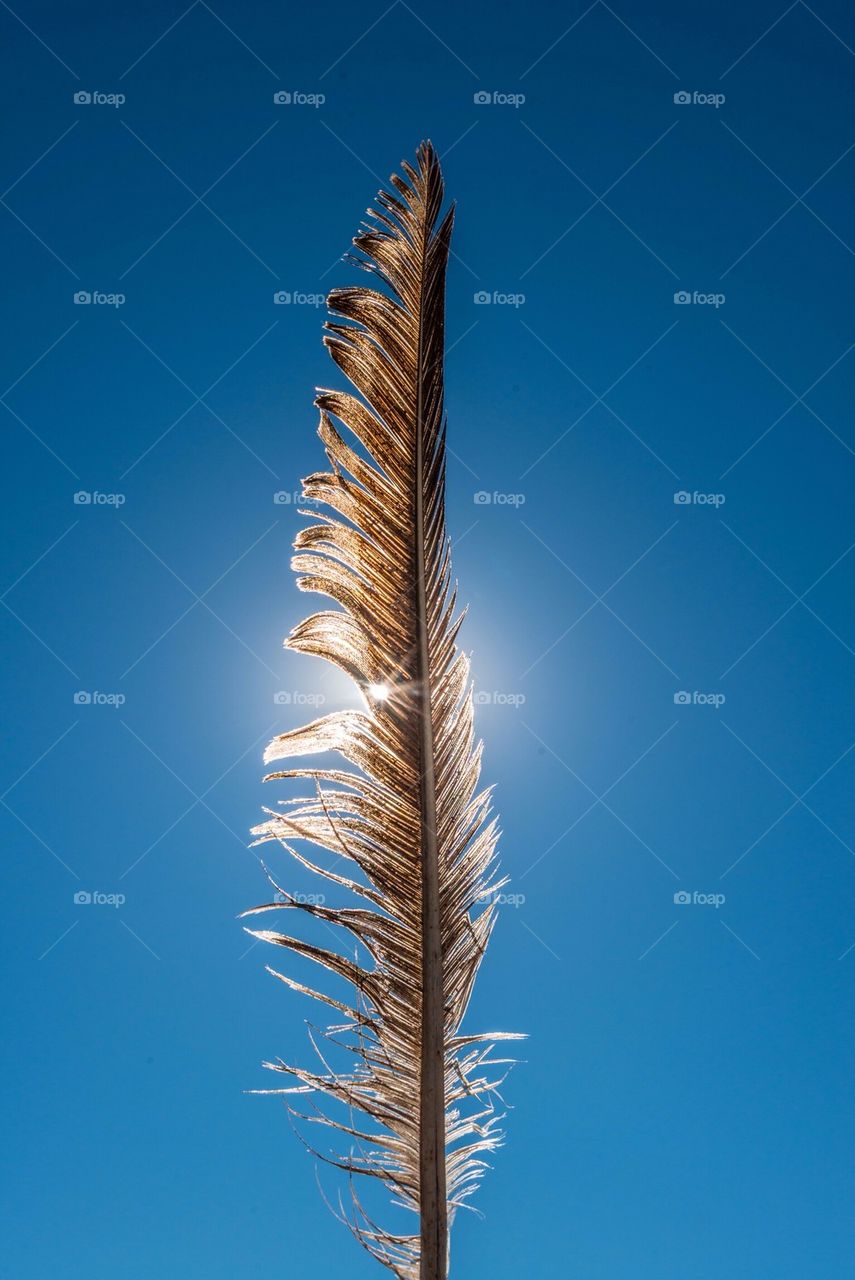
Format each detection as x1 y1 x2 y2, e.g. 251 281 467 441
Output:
245 141 519 1280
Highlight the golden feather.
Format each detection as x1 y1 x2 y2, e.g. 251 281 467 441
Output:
246 141 519 1280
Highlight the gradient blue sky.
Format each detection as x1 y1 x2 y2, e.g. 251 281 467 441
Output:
2 2 854 1277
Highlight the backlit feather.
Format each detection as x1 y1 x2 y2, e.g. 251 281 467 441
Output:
246 141 519 1280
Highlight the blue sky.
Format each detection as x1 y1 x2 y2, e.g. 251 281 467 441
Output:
2 1 854 1276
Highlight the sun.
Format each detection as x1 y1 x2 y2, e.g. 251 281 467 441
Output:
367 682 391 701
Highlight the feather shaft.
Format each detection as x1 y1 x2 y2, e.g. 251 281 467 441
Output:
411 156 449 1280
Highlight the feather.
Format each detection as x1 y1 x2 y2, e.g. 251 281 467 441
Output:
247 141 520 1280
